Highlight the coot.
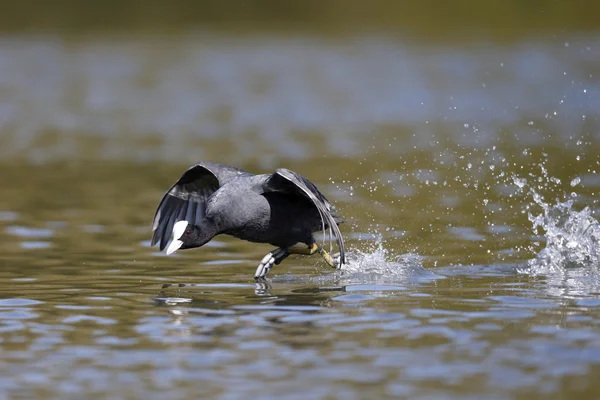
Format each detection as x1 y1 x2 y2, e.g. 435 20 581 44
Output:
151 162 346 280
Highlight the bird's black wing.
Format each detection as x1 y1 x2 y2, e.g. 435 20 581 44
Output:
262 168 345 264
151 162 251 250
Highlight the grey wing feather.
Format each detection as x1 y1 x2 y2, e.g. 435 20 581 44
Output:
151 162 251 250
264 168 346 264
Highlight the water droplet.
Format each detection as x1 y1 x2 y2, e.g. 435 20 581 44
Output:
513 176 527 189
570 177 581 187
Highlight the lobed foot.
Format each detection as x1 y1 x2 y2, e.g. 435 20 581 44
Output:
287 241 341 269
331 252 343 269
254 248 289 280
331 251 356 269
317 247 339 269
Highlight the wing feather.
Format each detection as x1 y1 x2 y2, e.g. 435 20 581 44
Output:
151 162 251 250
263 168 345 264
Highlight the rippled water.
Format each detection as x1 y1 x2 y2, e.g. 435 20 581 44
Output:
1 31 600 399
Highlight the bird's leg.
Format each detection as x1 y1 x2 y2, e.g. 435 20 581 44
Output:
286 242 339 269
255 242 341 280
254 248 290 280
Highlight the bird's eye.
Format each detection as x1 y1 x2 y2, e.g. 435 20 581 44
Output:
185 231 190 236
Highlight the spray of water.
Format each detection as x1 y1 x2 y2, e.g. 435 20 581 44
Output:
337 237 442 284
513 172 600 275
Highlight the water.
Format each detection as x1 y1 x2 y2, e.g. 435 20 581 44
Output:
1 23 600 400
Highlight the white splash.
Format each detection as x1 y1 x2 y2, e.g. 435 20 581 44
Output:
338 241 442 284
514 175 600 275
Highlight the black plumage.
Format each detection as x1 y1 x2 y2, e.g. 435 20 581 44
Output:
151 162 346 277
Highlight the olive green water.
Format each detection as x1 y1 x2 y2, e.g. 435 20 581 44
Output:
1 3 600 399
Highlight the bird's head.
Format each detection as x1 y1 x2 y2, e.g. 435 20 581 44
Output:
166 220 211 255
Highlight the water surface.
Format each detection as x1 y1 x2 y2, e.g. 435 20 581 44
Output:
1 30 600 399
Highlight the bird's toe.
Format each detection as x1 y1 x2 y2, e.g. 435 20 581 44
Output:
254 253 276 279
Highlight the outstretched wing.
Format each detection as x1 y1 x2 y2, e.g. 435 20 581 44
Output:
151 162 250 250
263 168 345 264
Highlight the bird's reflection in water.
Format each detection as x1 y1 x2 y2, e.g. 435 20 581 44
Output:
153 281 348 308
254 280 273 296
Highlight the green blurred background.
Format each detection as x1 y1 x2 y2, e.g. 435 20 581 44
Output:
1 0 598 37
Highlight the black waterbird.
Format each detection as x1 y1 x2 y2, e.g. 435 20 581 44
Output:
151 162 346 280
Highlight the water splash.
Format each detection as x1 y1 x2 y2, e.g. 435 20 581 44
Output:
514 174 600 275
338 240 442 284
